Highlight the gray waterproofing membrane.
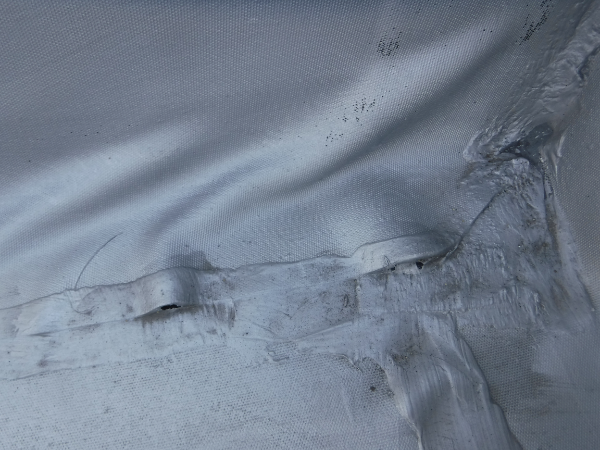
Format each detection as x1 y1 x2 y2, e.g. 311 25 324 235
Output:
1 1 600 449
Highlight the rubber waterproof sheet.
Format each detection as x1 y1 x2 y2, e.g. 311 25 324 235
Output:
1 1 600 449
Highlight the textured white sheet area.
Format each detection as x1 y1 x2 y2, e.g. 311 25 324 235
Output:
1 1 600 449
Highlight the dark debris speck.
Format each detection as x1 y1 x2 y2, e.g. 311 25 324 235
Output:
160 304 181 310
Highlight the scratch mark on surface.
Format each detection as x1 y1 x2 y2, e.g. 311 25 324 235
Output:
75 233 122 289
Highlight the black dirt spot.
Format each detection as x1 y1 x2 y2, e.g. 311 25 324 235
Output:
160 304 181 310
519 0 553 44
378 30 402 56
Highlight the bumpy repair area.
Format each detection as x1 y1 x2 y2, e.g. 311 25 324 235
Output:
0 153 594 449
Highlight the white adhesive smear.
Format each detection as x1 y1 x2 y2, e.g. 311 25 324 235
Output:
1 154 595 449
